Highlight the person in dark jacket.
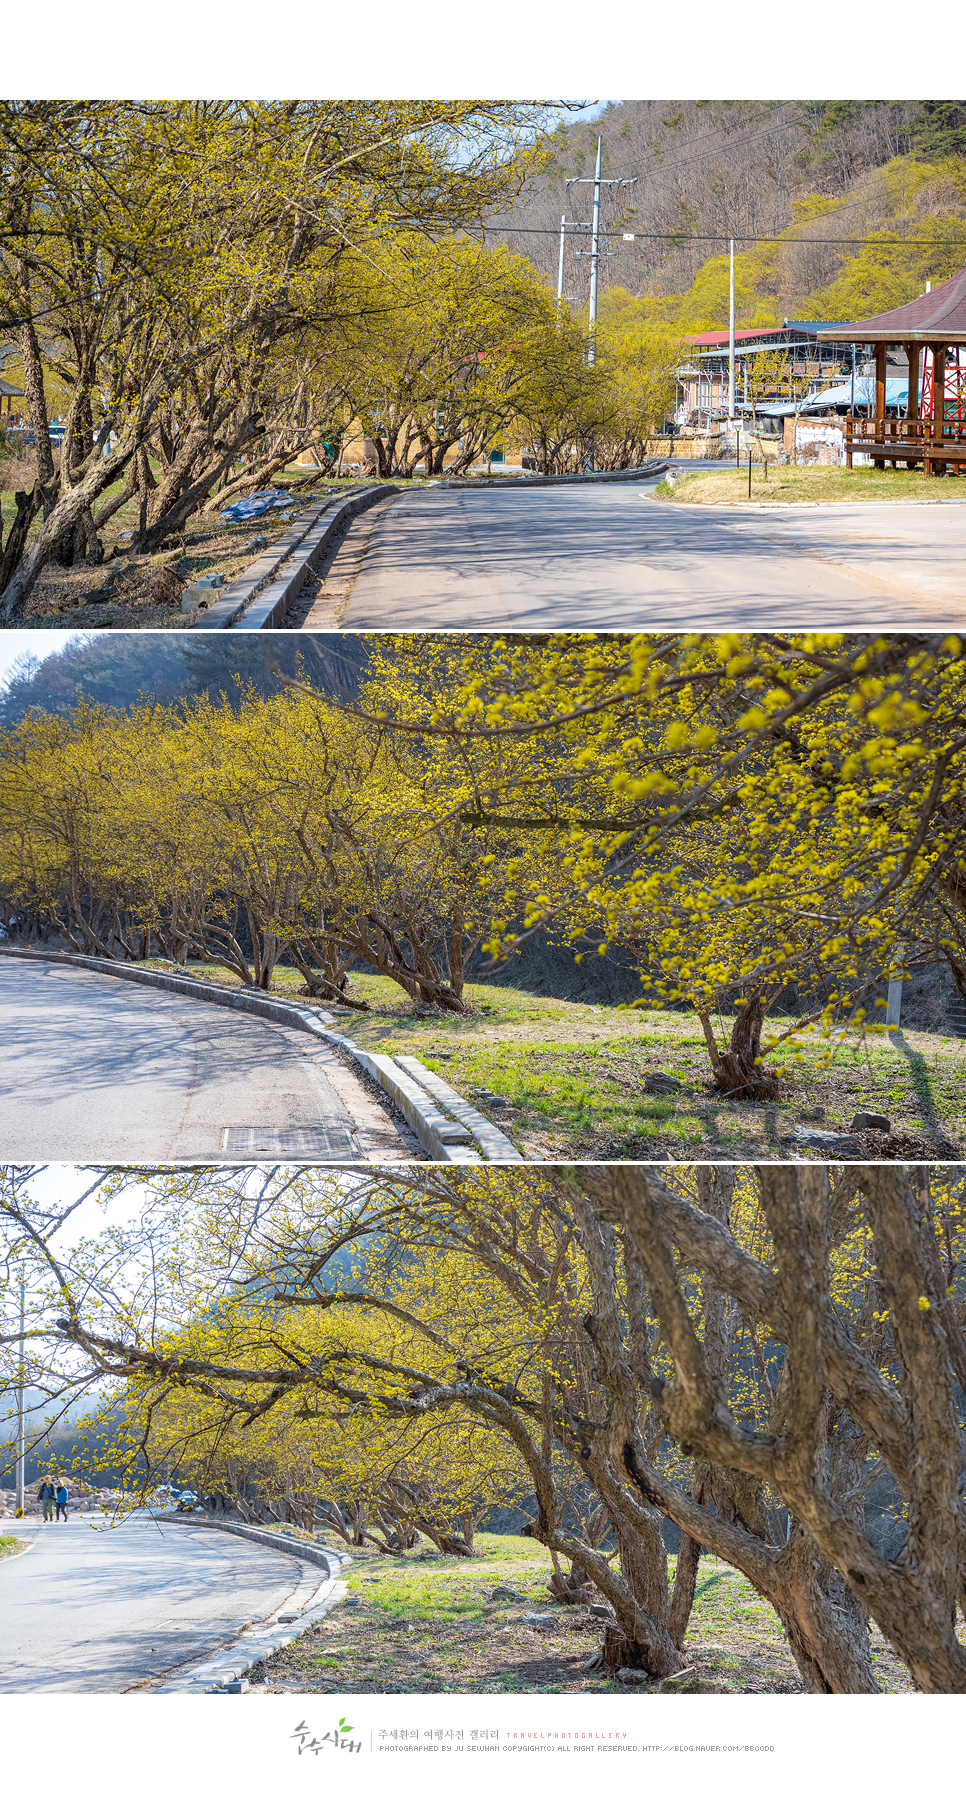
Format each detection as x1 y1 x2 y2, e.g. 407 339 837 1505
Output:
38 1480 54 1522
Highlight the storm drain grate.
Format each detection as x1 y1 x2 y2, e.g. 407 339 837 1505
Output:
221 1126 359 1159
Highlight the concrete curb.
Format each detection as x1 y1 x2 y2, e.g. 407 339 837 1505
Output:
663 495 966 510
196 485 396 629
160 1511 339 1572
441 461 668 490
0 1536 35 1561
395 1054 522 1161
0 947 519 1162
153 1513 347 1692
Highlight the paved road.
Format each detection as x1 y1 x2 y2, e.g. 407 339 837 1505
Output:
0 1512 306 1692
337 480 966 628
0 959 401 1161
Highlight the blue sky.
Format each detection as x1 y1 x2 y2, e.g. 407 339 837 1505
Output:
0 631 86 688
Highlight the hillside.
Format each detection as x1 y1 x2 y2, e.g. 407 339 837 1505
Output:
495 100 966 331
0 633 369 728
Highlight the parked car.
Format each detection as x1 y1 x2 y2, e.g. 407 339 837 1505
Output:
3 421 65 448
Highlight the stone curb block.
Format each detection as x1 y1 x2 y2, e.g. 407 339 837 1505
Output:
441 461 668 490
395 1055 523 1161
153 1514 346 1693
349 1047 482 1163
196 485 396 629
0 948 514 1162
233 485 397 629
191 499 335 628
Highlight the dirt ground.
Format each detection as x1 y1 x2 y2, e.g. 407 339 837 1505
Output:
1 472 422 629
247 1536 921 1698
4 485 327 629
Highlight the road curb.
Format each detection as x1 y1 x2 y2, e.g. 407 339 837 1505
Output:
0 947 520 1162
153 1514 347 1692
0 1536 35 1561
441 461 668 490
197 485 397 629
662 496 966 510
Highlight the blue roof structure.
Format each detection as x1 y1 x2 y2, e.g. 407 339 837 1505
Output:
756 378 908 417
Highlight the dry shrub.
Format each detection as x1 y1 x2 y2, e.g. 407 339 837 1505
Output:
0 452 40 493
141 564 185 606
0 438 61 494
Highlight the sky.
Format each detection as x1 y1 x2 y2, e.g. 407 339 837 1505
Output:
0 630 85 688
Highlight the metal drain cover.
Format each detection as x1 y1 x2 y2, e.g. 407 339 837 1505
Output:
221 1127 358 1159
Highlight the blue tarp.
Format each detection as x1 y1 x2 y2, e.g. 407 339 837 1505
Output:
220 489 296 522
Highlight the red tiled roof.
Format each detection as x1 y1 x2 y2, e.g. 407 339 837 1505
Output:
682 328 780 346
819 266 966 343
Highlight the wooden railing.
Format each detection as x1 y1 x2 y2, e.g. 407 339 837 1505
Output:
845 413 966 471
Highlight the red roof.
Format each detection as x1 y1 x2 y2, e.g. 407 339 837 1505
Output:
682 328 782 347
819 265 966 344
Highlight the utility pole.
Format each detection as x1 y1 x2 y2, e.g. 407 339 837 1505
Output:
566 137 636 468
556 214 566 310
566 136 636 363
588 138 602 364
15 1276 25 1516
885 943 905 1028
728 238 736 437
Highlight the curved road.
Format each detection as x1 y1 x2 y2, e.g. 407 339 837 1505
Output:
0 958 404 1160
0 1512 307 1692
328 480 966 628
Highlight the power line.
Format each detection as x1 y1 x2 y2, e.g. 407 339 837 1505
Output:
495 227 966 246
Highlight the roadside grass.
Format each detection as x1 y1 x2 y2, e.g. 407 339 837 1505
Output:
258 1533 914 1697
0 1533 27 1558
142 960 966 1160
0 467 432 629
658 463 966 505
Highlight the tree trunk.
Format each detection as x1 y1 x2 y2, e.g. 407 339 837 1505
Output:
582 1506 685 1677
699 994 780 1098
774 1535 878 1693
668 1528 703 1647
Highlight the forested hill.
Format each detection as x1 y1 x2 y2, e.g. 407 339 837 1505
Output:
494 100 966 318
0 635 370 728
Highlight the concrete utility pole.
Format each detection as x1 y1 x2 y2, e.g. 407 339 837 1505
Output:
728 238 736 426
566 137 636 364
565 137 636 469
557 214 566 309
885 943 905 1028
588 137 603 363
15 1277 25 1516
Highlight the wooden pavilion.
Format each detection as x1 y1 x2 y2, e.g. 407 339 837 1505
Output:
819 267 966 474
1 375 25 421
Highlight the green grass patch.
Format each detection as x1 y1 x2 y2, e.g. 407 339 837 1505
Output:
342 1533 553 1624
262 1542 929 1696
0 1533 27 1559
660 463 966 505
142 960 966 1160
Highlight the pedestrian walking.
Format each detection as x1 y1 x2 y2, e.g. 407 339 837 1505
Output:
54 1479 69 1521
38 1480 54 1522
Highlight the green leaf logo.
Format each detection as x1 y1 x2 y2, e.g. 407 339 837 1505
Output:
339 1717 353 1734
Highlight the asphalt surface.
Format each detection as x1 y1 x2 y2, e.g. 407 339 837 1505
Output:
336 478 966 627
0 1512 304 1693
0 958 380 1160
